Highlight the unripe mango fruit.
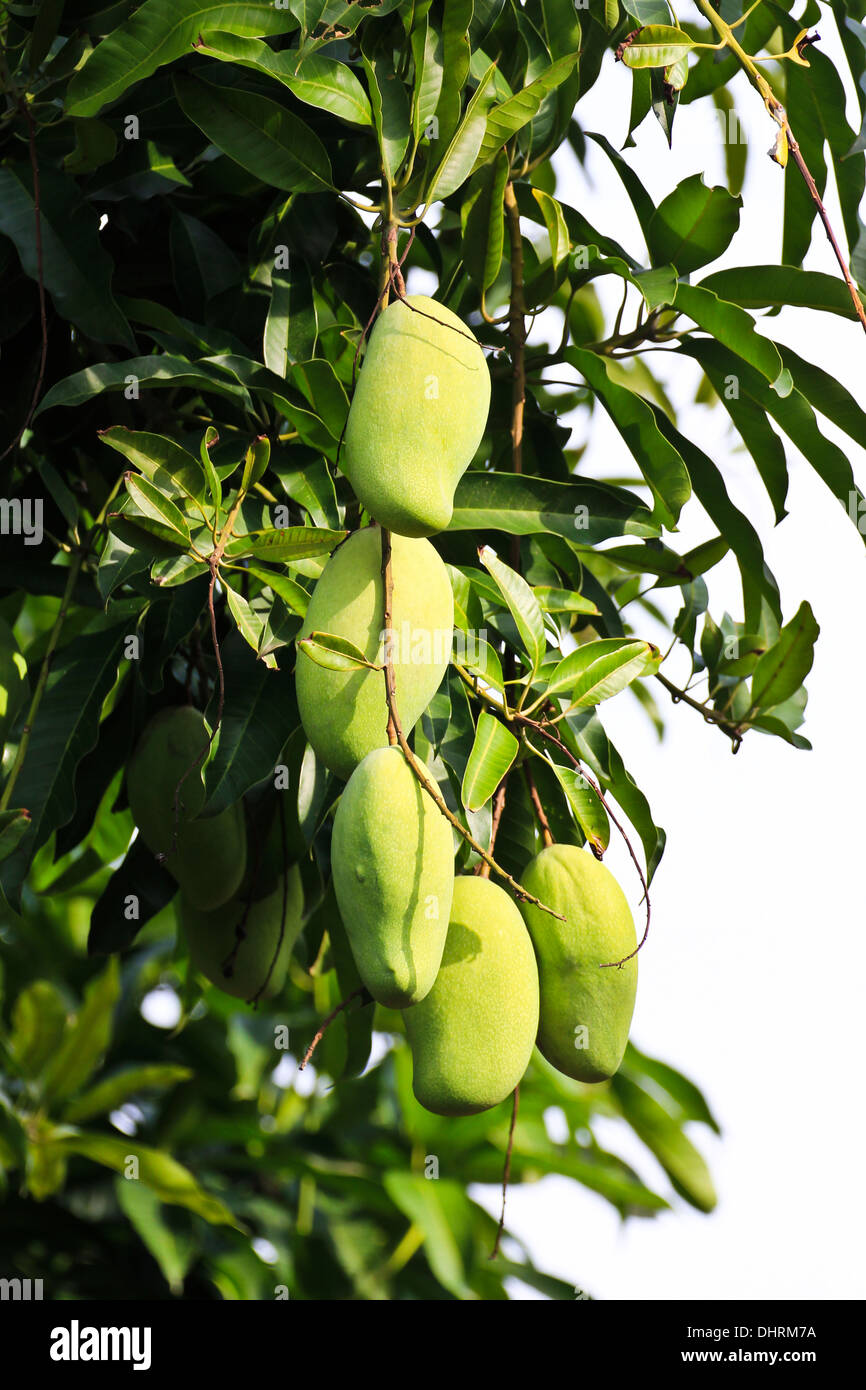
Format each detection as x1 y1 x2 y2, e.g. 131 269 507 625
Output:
519 844 637 1083
180 866 303 1001
331 746 454 1007
127 707 246 911
405 876 539 1116
340 295 491 537
295 527 453 781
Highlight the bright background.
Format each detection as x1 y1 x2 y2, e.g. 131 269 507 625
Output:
464 12 866 1300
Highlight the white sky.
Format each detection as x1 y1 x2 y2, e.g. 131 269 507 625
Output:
457 6 866 1300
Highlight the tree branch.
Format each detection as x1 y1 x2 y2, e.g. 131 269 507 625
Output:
694 0 866 333
524 761 554 848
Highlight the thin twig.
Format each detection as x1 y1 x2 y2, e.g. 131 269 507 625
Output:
299 985 368 1070
489 1085 520 1260
477 775 509 877
378 530 563 919
524 762 554 848
655 672 743 751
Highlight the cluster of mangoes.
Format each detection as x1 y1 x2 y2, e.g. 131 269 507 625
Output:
298 294 639 1112
128 295 639 1114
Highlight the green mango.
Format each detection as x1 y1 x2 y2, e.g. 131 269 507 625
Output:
181 866 303 1001
341 295 491 537
405 876 539 1116
295 526 453 781
127 707 246 911
331 746 454 1007
519 844 637 1083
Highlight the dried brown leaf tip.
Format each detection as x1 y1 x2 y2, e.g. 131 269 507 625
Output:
615 28 644 63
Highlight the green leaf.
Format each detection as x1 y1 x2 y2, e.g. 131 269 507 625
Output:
424 60 498 206
749 601 819 711
565 347 691 527
0 616 28 750
533 587 599 616
450 472 657 544
88 837 178 956
363 44 411 185
647 175 742 276
174 76 333 193
780 345 866 459
681 339 866 537
461 712 519 811
623 1042 721 1133
651 64 680 148
533 189 570 268
35 356 253 416
547 639 660 708
546 761 610 854
63 117 118 174
200 426 222 515
699 266 861 321
674 283 791 396
66 0 293 116
99 427 207 503
650 407 782 628
0 810 32 865
221 579 275 664
462 152 509 292
8 981 68 1078
297 631 380 673
199 35 372 126
42 960 120 1105
585 133 657 239
290 358 349 441
124 474 192 546
116 1180 196 1295
472 51 580 172
479 546 546 676
246 564 310 618
241 436 270 492
620 25 695 69
264 262 317 374
383 1173 473 1299
612 1073 717 1212
411 14 445 142
203 635 298 813
622 0 672 19
56 1131 242 1228
223 526 344 562
0 167 133 349
0 624 127 911
63 1066 193 1123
